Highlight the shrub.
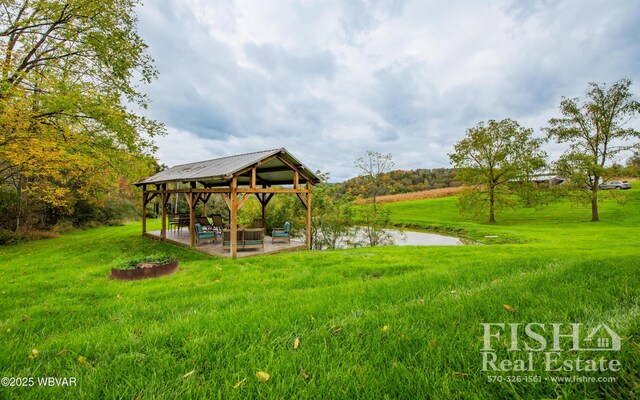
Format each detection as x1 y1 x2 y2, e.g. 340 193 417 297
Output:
114 253 176 270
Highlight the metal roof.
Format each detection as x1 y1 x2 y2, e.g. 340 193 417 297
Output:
135 148 320 186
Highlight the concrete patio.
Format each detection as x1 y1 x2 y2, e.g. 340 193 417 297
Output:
145 229 307 258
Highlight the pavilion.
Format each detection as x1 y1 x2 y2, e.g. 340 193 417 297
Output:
134 148 320 258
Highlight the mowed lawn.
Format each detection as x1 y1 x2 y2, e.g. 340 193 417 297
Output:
0 189 639 399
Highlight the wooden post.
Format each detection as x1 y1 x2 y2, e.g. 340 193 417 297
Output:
141 185 147 235
306 184 312 250
188 191 196 247
261 196 267 238
230 177 238 258
250 167 257 188
161 183 167 240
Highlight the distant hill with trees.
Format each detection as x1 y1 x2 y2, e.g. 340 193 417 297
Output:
335 168 459 198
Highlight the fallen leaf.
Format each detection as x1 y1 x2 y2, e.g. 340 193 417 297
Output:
77 355 86 364
329 325 341 334
293 337 300 350
502 304 515 313
31 349 39 358
116 294 122 299
453 371 470 378
418 298 425 304
450 290 456 294
299 367 311 381
183 370 195 378
22 315 30 321
133 324 144 336
255 371 270 383
382 325 389 333
233 378 246 388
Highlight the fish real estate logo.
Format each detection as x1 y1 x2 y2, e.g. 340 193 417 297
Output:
481 323 622 373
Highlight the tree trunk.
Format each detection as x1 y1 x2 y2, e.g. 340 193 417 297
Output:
488 183 495 223
15 175 23 231
591 184 599 222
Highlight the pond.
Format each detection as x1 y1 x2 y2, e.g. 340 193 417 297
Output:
318 227 464 249
388 229 463 246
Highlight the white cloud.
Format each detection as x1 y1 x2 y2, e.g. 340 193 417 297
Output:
135 0 640 181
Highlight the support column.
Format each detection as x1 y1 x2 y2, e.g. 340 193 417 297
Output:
161 183 167 240
141 185 147 235
230 177 238 258
188 191 196 247
306 184 312 250
261 198 267 237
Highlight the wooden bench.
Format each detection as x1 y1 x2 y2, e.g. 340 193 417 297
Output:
222 228 264 251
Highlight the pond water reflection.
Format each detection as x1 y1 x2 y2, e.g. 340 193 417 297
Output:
320 227 463 249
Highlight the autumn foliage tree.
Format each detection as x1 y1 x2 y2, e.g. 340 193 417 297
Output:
0 0 163 230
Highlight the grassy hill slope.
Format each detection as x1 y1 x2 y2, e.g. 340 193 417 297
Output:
0 190 638 399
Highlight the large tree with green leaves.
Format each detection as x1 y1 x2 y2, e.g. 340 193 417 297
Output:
0 0 162 229
545 79 640 222
449 119 547 223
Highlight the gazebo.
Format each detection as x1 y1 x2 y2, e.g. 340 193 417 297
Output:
134 148 320 258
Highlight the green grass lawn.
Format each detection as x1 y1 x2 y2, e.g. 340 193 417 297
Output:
0 189 639 399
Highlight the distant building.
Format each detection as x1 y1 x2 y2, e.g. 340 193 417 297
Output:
531 173 565 187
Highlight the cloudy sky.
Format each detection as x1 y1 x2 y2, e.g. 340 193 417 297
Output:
135 0 640 181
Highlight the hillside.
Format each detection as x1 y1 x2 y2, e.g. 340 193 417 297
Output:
335 168 459 197
0 189 638 399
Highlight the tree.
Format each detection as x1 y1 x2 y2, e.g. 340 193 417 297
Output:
308 171 357 250
354 150 394 208
353 150 396 246
449 119 547 223
545 79 640 222
0 0 163 229
624 151 640 177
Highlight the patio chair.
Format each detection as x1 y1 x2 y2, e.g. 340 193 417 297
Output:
197 216 215 231
195 223 217 245
210 214 227 233
168 213 179 233
272 221 291 243
177 214 190 235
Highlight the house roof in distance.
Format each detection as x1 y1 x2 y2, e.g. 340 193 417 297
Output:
135 148 320 187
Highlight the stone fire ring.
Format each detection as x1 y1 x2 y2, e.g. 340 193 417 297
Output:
111 260 179 281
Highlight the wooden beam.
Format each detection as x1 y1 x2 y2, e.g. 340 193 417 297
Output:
306 187 312 250
222 194 231 209
161 184 167 240
296 193 308 209
238 188 308 194
189 192 196 248
143 188 232 194
276 154 314 182
237 193 252 211
264 193 274 206
141 192 147 234
143 192 157 205
261 200 267 238
255 165 302 173
230 177 238 258
250 167 257 188
293 171 299 189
